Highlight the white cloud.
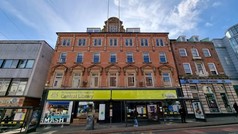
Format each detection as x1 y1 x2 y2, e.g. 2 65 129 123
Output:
212 2 221 7
112 0 206 38
205 22 213 27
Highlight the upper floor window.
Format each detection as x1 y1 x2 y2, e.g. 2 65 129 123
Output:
191 48 199 57
2 59 18 68
127 73 136 87
125 38 133 46
162 72 172 87
0 79 11 96
127 52 134 63
8 79 27 96
195 62 205 74
109 38 117 46
0 59 3 68
93 53 100 63
25 60 35 68
110 53 117 63
141 38 148 46
159 52 167 63
109 25 118 32
90 73 99 87
53 72 63 87
202 48 211 57
208 63 218 75
62 39 70 46
76 53 83 63
78 38 86 46
183 63 192 74
144 72 153 87
179 48 187 56
59 52 67 63
94 38 102 46
156 39 164 46
72 73 81 88
18 59 34 68
109 72 117 87
143 52 150 63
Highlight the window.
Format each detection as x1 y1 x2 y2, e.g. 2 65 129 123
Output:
94 38 102 46
191 48 199 57
159 52 167 63
208 63 218 75
156 39 164 46
0 59 4 68
76 53 83 63
190 86 197 91
183 63 192 74
53 72 63 87
109 72 117 87
62 39 70 46
0 79 11 96
8 79 28 96
125 38 133 46
18 59 27 68
110 53 117 63
78 38 86 46
141 39 148 46
109 25 118 32
59 53 67 63
145 72 153 87
72 73 81 88
127 53 134 63
2 59 18 68
25 60 34 68
109 38 117 46
127 73 136 87
143 52 150 63
93 53 100 63
90 73 99 87
179 48 187 56
224 57 230 65
162 73 172 86
202 48 211 57
195 62 205 74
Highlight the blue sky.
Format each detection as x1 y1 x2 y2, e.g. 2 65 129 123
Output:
0 0 237 48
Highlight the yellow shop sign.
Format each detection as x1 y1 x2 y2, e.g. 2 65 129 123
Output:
112 90 177 100
47 90 111 100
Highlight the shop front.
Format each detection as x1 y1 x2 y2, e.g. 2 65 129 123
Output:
40 89 182 125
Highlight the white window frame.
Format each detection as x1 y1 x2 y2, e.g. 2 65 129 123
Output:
179 48 187 56
72 72 82 88
141 38 148 46
93 38 102 46
191 48 199 57
159 52 167 63
143 52 150 63
127 72 136 87
156 38 164 46
93 52 100 63
202 48 211 57
127 52 134 63
59 52 67 63
90 72 100 88
195 62 206 75
109 38 118 46
110 53 117 63
53 72 63 88
108 72 118 87
125 38 133 46
144 72 154 87
78 38 86 46
208 63 218 75
183 63 192 74
162 72 172 87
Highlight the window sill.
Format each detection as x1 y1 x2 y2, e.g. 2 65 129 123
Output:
126 62 135 64
57 62 66 64
109 62 118 64
91 62 101 64
143 62 152 64
74 62 83 64
160 62 168 64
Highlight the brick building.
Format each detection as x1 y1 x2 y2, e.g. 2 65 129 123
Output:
40 17 181 125
171 36 238 118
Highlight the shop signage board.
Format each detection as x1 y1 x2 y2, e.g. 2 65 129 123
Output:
47 90 111 100
192 101 206 121
112 90 177 100
0 97 24 107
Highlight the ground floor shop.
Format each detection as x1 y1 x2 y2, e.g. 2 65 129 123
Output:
180 79 238 114
40 89 186 125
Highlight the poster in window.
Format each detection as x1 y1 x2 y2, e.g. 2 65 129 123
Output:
99 104 105 120
192 101 205 119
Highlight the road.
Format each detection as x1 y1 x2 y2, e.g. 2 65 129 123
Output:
114 124 238 134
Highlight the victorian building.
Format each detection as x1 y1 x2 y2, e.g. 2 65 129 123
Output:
41 17 181 125
171 36 238 116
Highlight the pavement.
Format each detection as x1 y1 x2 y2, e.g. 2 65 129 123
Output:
2 116 238 134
